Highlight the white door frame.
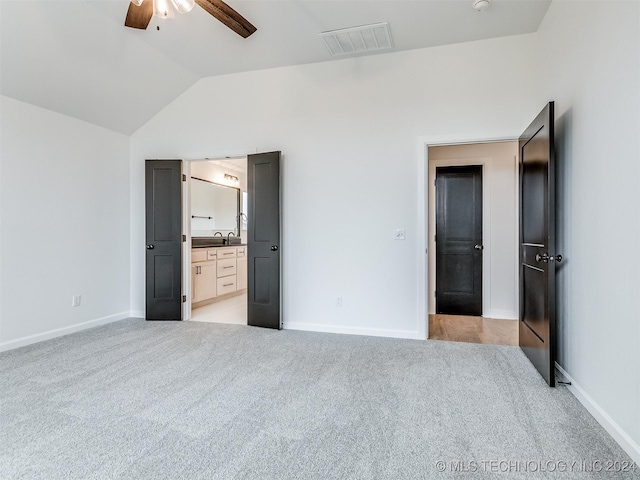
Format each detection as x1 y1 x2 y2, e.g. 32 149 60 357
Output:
416 135 518 340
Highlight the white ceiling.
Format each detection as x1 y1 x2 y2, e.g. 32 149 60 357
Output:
1 0 551 134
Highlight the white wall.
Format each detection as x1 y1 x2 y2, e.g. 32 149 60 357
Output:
535 0 640 462
130 33 541 338
0 96 131 349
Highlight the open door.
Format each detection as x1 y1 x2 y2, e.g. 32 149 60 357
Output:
247 152 281 329
519 102 562 386
145 160 183 320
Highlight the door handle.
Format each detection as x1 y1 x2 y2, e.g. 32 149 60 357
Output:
474 244 483 250
536 253 563 263
146 245 154 250
535 253 550 263
271 245 279 251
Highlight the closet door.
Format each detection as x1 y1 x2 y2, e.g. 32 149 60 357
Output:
145 160 182 320
247 151 281 329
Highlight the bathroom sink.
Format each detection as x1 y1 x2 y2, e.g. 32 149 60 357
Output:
192 237 225 247
225 237 242 245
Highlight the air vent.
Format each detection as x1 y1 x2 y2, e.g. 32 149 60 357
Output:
319 22 393 57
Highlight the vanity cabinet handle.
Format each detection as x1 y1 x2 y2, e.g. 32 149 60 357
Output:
223 266 233 269
223 283 234 287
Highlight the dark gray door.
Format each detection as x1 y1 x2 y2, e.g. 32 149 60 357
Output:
145 160 183 320
247 152 281 329
435 166 483 316
519 102 559 387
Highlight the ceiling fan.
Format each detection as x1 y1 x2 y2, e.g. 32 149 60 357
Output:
124 0 256 38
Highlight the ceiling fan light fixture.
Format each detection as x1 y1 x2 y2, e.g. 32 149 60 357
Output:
171 0 195 15
153 0 175 19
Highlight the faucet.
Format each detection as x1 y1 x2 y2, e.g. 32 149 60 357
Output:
213 232 223 237
227 232 235 244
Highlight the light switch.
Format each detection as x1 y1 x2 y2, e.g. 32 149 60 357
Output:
395 229 406 240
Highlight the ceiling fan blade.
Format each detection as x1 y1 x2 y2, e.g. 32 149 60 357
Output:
195 0 257 38
125 1 153 30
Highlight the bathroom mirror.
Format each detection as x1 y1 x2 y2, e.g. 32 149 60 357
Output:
191 177 240 237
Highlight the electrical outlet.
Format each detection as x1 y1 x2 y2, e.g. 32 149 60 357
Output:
394 229 406 240
336 296 343 307
72 295 81 307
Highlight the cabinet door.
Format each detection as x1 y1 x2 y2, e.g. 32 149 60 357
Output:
237 257 247 290
217 276 237 296
194 261 217 302
217 248 237 260
191 265 198 302
192 249 207 263
217 258 237 277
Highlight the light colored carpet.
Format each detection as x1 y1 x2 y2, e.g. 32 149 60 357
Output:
0 319 637 479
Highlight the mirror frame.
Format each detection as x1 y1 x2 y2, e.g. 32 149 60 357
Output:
191 176 241 234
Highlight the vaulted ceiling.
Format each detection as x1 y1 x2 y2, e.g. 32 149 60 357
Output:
1 0 551 134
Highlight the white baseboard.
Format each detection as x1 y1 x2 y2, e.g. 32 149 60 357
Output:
285 322 422 340
129 310 145 318
483 310 518 320
0 312 130 352
555 362 640 465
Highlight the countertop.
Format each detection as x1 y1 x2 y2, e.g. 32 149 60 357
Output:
191 244 247 248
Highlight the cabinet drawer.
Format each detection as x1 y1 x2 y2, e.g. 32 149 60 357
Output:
217 275 237 295
217 258 237 277
236 246 247 257
216 247 237 259
207 250 217 260
191 249 207 263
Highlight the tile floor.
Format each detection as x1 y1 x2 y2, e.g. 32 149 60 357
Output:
191 292 247 325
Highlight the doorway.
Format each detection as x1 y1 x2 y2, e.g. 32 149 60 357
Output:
183 152 282 329
187 157 249 326
144 152 282 329
426 141 519 346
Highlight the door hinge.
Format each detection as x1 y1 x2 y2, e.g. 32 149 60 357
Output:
182 174 186 182
182 234 186 242
182 295 186 303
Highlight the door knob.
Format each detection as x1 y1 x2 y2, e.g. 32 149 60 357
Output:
474 244 483 250
271 245 279 251
146 245 154 250
536 253 550 263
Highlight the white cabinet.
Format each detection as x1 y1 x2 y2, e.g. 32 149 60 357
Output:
236 246 247 291
192 261 216 302
237 257 247 290
192 246 247 304
216 251 237 295
192 248 217 304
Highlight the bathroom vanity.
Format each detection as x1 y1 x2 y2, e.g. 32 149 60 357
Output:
191 245 247 306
